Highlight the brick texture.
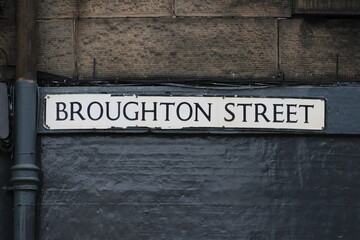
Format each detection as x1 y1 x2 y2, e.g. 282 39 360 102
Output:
37 20 75 77
279 19 360 81
79 0 174 18
295 0 360 15
176 0 292 17
77 18 277 80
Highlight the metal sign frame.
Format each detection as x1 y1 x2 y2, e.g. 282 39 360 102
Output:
38 85 360 135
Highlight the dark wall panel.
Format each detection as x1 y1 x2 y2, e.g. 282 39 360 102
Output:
0 153 13 240
0 19 16 66
39 135 360 240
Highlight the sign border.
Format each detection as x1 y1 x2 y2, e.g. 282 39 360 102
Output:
37 85 360 135
43 94 326 132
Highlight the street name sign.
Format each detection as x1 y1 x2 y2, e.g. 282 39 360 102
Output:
44 94 325 131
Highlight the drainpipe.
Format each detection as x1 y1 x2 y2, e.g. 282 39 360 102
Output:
10 0 39 239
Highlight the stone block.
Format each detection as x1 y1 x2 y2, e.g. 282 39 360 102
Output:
79 0 174 18
294 0 360 15
38 20 75 77
280 19 360 81
175 0 292 17
77 18 277 80
39 0 78 19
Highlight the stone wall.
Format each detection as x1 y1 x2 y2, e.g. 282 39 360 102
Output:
1 0 359 81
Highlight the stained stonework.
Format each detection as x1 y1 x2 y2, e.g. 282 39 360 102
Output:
37 20 75 77
77 18 277 80
295 0 360 15
175 0 292 17
280 18 360 81
79 0 174 18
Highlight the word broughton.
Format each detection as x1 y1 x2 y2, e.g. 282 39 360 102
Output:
45 94 325 130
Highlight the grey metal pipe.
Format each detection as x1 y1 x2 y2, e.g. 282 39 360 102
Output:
11 81 39 240
11 0 39 239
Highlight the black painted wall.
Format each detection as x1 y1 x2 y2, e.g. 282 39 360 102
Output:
39 134 360 240
0 152 13 240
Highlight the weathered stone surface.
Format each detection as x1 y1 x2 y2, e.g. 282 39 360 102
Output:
295 0 360 15
0 19 16 65
37 20 75 77
39 0 78 19
176 0 292 17
79 0 173 18
279 19 360 81
77 18 277 80
1 0 77 19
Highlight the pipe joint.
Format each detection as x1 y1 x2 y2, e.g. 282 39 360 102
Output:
11 163 39 171
11 184 38 191
11 163 39 191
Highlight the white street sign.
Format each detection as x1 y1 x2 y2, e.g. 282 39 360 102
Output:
44 94 325 131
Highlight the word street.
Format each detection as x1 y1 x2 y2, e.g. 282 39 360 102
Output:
45 94 325 130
